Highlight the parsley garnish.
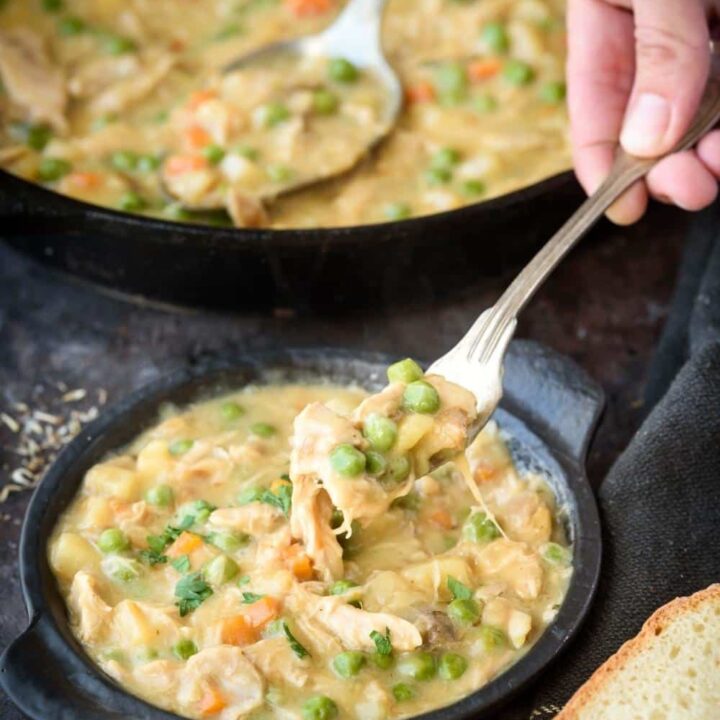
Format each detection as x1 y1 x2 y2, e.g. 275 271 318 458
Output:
238 483 292 517
283 621 310 658
138 549 167 566
174 572 213 617
171 554 191 573
370 628 392 656
447 576 472 601
237 575 251 586
242 592 265 604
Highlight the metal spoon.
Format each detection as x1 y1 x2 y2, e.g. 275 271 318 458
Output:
428 50 720 453
223 0 400 200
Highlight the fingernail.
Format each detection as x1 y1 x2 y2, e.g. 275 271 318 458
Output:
620 93 671 156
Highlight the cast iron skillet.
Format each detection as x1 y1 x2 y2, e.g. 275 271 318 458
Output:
0 168 582 313
0 342 602 719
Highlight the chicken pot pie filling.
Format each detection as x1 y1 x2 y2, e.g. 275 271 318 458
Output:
0 0 569 229
48 362 572 720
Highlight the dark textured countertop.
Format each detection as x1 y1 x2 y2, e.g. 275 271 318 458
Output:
0 204 687 718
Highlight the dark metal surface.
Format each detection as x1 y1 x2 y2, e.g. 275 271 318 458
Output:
0 168 582 312
0 347 602 720
0 201 687 719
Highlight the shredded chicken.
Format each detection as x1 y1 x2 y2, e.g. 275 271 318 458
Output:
244 637 309 688
0 29 67 132
68 571 112 643
209 504 284 535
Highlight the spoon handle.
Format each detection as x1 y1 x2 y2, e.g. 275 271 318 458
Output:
468 53 720 367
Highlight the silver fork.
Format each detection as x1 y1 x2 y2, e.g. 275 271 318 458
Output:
428 50 720 439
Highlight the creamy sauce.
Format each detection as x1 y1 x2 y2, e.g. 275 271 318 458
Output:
0 0 569 228
48 381 572 720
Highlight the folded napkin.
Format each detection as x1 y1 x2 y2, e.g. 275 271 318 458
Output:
504 203 720 718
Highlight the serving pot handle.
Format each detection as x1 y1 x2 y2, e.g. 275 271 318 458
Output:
501 340 605 468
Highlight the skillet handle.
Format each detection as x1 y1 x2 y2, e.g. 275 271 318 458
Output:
501 340 605 467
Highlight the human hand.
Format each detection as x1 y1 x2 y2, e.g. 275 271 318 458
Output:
568 0 720 224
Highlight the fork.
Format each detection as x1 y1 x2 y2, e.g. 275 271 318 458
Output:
427 50 720 438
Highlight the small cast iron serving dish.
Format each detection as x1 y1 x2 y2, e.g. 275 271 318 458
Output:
0 343 602 720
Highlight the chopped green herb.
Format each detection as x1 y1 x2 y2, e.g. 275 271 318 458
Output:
171 554 191 573
175 572 213 616
242 591 265 604
447 576 473 601
370 628 392 656
283 621 310 658
237 574 251 586
169 438 194 456
139 549 167 566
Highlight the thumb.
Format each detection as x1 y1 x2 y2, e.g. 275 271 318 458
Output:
620 0 709 157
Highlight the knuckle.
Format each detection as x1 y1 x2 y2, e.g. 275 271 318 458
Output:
635 24 707 69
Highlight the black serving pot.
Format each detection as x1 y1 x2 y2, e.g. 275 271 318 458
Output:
0 343 603 719
0 169 582 313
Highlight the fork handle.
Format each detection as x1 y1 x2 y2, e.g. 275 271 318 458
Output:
471 53 720 366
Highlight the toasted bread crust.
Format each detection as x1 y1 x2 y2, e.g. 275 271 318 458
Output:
556 584 720 720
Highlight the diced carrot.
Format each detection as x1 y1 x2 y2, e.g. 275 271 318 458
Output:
164 155 208 176
243 596 281 629
221 614 258 646
166 531 203 558
284 0 332 17
66 171 103 189
405 81 436 104
467 58 502 82
271 478 292 493
187 89 217 111
429 509 454 530
169 38 186 53
290 553 314 581
474 464 498 483
185 125 212 150
198 684 227 716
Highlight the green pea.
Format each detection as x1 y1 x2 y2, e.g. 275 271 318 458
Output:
438 652 468 680
397 652 436 681
329 579 357 595
329 444 366 477
57 15 86 35
478 624 507 650
434 61 468 105
402 381 440 414
462 512 501 543
118 191 146 212
169 438 194 456
481 22 509 54
503 59 535 86
424 166 452 186
26 124 52 151
302 696 338 720
42 0 63 12
365 451 387 476
387 358 424 384
104 35 137 55
328 57 359 83
259 102 290 127
430 147 461 172
105 557 142 582
250 422 276 438
145 484 174 507
383 202 411 221
461 179 486 197
542 542 571 565
202 144 225 165
207 531 248 554
370 652 394 669
173 638 198 660
362 414 398 453
220 401 245 421
332 650 365 678
447 598 480 626
110 150 139 172
136 154 161 172
384 455 411 484
266 164 293 183
392 489 420 510
392 683 414 701
539 80 566 104
38 157 71 182
312 88 339 115
473 93 498 113
98 528 130 554
204 555 239 585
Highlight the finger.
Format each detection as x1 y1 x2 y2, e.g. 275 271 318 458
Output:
646 150 718 209
567 0 636 195
696 128 720 176
605 181 649 225
620 0 709 157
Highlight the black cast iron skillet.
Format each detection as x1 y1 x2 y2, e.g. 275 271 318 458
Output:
0 168 582 313
0 342 602 719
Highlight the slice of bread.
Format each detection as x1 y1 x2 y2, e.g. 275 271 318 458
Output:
556 584 720 720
